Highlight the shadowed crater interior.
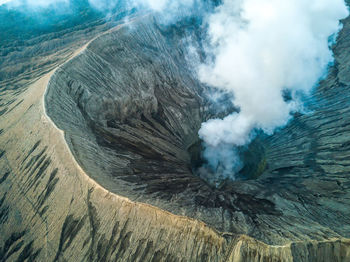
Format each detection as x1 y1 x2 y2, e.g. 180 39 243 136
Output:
45 15 350 245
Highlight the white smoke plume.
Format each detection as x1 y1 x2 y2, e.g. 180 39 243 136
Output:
198 0 349 181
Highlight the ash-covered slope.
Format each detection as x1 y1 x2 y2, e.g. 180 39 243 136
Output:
45 13 350 247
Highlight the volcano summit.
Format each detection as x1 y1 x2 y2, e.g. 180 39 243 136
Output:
1 0 350 261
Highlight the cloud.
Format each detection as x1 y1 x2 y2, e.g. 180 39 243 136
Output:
1 0 69 8
86 0 196 12
0 0 13 6
87 0 120 11
137 0 195 11
198 0 349 181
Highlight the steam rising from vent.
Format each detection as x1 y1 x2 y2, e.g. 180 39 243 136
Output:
132 0 349 183
198 0 349 182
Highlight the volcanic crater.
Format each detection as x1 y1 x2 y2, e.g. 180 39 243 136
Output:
45 15 350 245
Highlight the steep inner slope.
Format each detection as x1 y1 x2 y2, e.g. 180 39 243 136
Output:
45 15 350 245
